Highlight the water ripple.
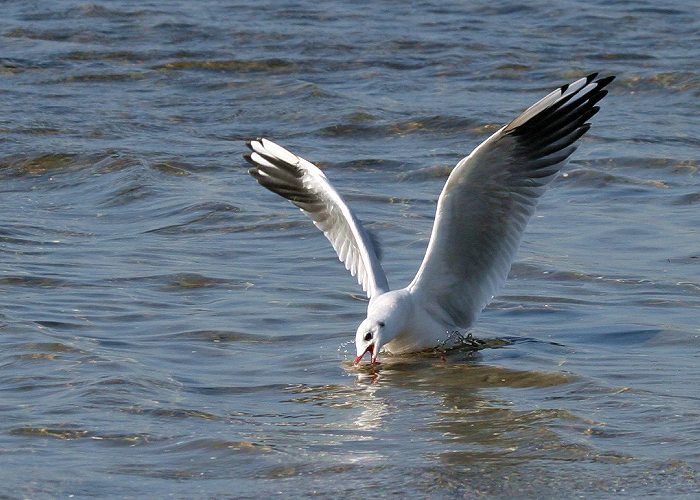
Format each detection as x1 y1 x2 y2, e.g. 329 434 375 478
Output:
1 0 699 496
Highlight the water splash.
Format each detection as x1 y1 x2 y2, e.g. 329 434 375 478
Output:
337 339 356 361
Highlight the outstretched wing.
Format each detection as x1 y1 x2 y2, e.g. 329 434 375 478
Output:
408 73 614 327
245 138 389 299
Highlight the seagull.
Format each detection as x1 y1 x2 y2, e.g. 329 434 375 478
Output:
245 73 614 364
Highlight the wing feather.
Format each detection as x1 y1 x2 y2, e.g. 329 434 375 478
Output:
409 74 614 327
245 138 389 298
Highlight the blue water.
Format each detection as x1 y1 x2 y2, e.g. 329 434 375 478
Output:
1 1 699 497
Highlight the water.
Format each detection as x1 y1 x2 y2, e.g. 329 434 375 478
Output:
1 0 699 497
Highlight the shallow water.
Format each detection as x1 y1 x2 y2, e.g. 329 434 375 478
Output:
1 0 699 497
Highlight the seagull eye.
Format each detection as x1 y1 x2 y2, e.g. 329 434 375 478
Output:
364 332 373 342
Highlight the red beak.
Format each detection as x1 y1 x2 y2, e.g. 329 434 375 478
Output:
354 344 374 364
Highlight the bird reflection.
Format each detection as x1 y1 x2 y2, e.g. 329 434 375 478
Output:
340 341 599 465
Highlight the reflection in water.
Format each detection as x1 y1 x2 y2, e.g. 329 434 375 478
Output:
327 346 631 487
349 382 389 432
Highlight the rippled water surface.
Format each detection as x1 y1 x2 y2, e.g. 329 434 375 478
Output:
2 1 699 497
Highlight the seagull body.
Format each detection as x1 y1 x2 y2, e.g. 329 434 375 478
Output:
245 73 614 363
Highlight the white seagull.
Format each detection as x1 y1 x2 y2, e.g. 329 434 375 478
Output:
245 73 614 364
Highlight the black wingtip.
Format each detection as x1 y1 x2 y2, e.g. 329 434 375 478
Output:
562 72 599 93
595 75 616 88
245 137 268 150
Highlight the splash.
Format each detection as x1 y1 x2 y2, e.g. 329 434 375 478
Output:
438 330 488 350
337 339 356 361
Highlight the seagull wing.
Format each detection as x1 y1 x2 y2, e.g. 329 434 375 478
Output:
245 138 389 299
408 73 614 327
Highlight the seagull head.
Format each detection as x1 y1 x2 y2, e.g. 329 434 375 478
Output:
353 291 408 365
354 318 384 365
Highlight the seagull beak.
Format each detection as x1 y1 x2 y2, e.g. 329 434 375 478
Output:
354 343 374 364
